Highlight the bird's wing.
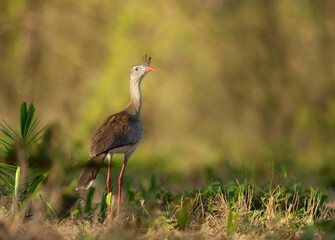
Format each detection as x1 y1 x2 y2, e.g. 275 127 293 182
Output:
89 111 135 157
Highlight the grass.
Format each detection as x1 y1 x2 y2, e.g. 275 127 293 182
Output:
0 177 334 239
0 102 334 239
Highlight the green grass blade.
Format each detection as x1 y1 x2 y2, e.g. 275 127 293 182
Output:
58 208 78 225
84 187 96 214
31 172 49 197
22 171 49 215
227 207 233 234
270 159 275 193
20 102 27 138
58 212 71 225
28 171 49 197
46 201 58 218
233 210 239 232
99 190 108 222
281 164 287 179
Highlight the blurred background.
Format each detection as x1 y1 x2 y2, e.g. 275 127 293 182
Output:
1 0 335 191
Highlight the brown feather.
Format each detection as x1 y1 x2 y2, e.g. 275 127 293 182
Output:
90 110 142 157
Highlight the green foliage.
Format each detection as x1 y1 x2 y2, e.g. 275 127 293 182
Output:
0 102 45 156
176 200 191 230
2 0 335 184
64 178 333 238
0 162 16 193
84 187 95 215
99 190 108 222
0 102 48 217
0 120 19 156
12 166 20 213
19 102 45 144
227 207 239 235
0 163 48 199
281 164 287 179
1 1 335 238
22 171 49 209
6 165 49 216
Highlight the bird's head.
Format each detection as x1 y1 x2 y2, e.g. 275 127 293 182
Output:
129 54 154 83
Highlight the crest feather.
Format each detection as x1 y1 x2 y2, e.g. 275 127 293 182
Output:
141 54 151 66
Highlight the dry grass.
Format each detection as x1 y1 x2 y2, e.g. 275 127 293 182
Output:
0 180 334 240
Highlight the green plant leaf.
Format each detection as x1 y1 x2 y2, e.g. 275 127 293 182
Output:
46 201 58 218
58 212 71 225
233 210 239 232
106 192 112 207
177 201 191 230
84 187 95 214
2 120 19 139
23 102 35 140
0 138 12 148
28 126 46 144
22 171 49 215
28 171 49 198
14 166 20 200
227 207 233 234
12 166 21 214
209 205 219 211
20 102 28 138
281 164 287 179
0 174 15 189
0 123 16 142
25 118 39 140
99 190 108 222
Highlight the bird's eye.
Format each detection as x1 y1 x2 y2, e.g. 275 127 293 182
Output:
134 67 140 72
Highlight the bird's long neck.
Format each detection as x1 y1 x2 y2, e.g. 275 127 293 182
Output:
125 77 142 117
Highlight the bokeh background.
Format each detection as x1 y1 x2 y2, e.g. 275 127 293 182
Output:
1 0 335 191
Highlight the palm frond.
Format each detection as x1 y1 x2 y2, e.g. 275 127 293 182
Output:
23 103 35 140
0 123 16 142
0 138 12 147
0 101 47 210
28 127 46 144
25 118 39 140
20 102 27 138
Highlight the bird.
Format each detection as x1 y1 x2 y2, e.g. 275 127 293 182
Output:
75 54 154 219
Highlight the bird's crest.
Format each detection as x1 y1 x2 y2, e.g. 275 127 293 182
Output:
141 54 151 66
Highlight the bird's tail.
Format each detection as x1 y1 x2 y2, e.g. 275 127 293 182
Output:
75 154 106 190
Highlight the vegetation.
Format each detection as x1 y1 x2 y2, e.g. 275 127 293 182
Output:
0 174 334 239
1 0 335 239
0 102 333 239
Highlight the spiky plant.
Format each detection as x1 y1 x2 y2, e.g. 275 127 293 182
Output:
0 102 45 156
0 102 48 212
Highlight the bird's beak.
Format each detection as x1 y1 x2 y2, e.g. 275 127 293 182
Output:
144 66 154 72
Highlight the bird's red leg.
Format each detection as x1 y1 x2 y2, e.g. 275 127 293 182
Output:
117 159 128 219
107 153 112 217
